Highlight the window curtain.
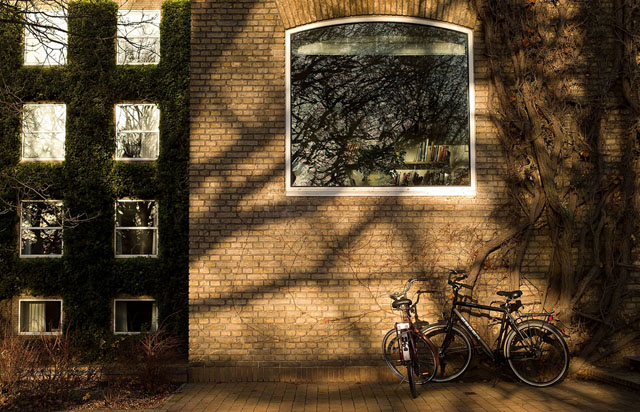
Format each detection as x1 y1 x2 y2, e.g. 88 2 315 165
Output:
116 301 128 332
152 303 158 331
22 302 46 332
152 229 157 255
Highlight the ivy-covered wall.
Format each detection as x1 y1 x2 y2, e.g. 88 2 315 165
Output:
0 0 190 348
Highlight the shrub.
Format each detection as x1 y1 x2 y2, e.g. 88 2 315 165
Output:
109 327 182 394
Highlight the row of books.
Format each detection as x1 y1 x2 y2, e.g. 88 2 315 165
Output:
415 140 448 163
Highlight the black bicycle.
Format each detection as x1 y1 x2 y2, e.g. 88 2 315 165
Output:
425 270 569 386
384 279 438 398
384 270 570 387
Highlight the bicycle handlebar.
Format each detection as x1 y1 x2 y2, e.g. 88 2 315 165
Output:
447 269 473 289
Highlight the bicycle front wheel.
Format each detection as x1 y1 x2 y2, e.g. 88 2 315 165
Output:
423 324 472 382
413 333 437 384
382 329 406 381
504 320 569 387
406 362 417 398
382 329 436 384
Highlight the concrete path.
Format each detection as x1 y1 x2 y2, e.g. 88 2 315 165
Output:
157 379 640 412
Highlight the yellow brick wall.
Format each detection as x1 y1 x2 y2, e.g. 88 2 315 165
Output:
189 0 638 381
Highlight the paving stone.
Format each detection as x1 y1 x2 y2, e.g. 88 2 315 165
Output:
148 379 639 411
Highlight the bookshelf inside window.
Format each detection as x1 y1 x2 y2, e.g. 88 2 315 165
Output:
393 144 470 186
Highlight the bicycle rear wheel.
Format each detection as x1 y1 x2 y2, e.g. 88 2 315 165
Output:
504 320 569 387
382 329 406 381
383 329 437 384
423 324 473 382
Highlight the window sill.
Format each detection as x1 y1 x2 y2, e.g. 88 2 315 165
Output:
286 186 476 197
115 254 158 258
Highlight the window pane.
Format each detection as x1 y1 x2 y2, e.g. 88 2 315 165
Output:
21 201 63 228
22 104 66 160
290 22 471 187
24 13 67 66
115 201 157 227
21 229 63 255
117 104 160 132
20 301 62 333
114 300 157 333
117 37 160 64
116 104 160 159
116 132 159 159
116 229 157 255
117 10 160 64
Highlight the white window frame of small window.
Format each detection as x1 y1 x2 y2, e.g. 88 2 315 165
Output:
113 298 158 335
114 199 158 258
18 298 64 336
23 10 68 66
285 16 477 197
116 10 161 65
115 103 160 161
19 200 64 258
21 103 66 162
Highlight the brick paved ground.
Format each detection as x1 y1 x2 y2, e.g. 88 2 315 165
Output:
156 379 640 412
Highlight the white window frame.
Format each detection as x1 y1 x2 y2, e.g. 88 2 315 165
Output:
114 199 158 258
21 103 66 161
285 17 476 197
23 11 68 66
115 103 160 161
116 9 161 65
19 200 63 258
18 298 64 336
113 298 158 335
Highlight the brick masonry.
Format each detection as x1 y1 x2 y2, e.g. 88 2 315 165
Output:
189 0 639 382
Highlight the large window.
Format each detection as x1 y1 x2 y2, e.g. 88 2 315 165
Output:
19 299 63 335
117 10 161 65
115 104 160 160
23 11 67 66
22 104 66 161
113 299 158 334
286 18 475 196
20 200 63 257
115 200 158 257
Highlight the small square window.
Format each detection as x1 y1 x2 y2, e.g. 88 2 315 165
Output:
19 299 63 335
20 200 63 257
24 12 67 66
115 104 160 160
115 200 158 257
22 104 66 161
113 299 158 334
117 10 161 65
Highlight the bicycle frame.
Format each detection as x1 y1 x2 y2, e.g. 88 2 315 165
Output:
443 285 533 362
395 314 439 368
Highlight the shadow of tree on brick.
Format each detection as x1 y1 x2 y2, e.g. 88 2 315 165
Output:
188 0 640 379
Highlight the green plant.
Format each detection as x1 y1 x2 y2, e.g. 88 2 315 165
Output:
0 0 189 355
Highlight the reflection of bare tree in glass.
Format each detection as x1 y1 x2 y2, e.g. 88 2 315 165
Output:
290 23 471 187
0 1 160 65
22 104 66 160
115 201 158 255
117 9 161 65
116 104 159 160
20 201 64 256
22 8 68 66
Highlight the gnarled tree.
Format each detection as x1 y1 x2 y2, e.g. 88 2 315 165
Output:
468 0 640 371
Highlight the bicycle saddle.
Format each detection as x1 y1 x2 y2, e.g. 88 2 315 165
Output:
392 298 412 309
496 290 522 299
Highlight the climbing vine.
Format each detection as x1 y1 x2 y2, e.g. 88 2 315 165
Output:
0 0 190 353
469 0 640 370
